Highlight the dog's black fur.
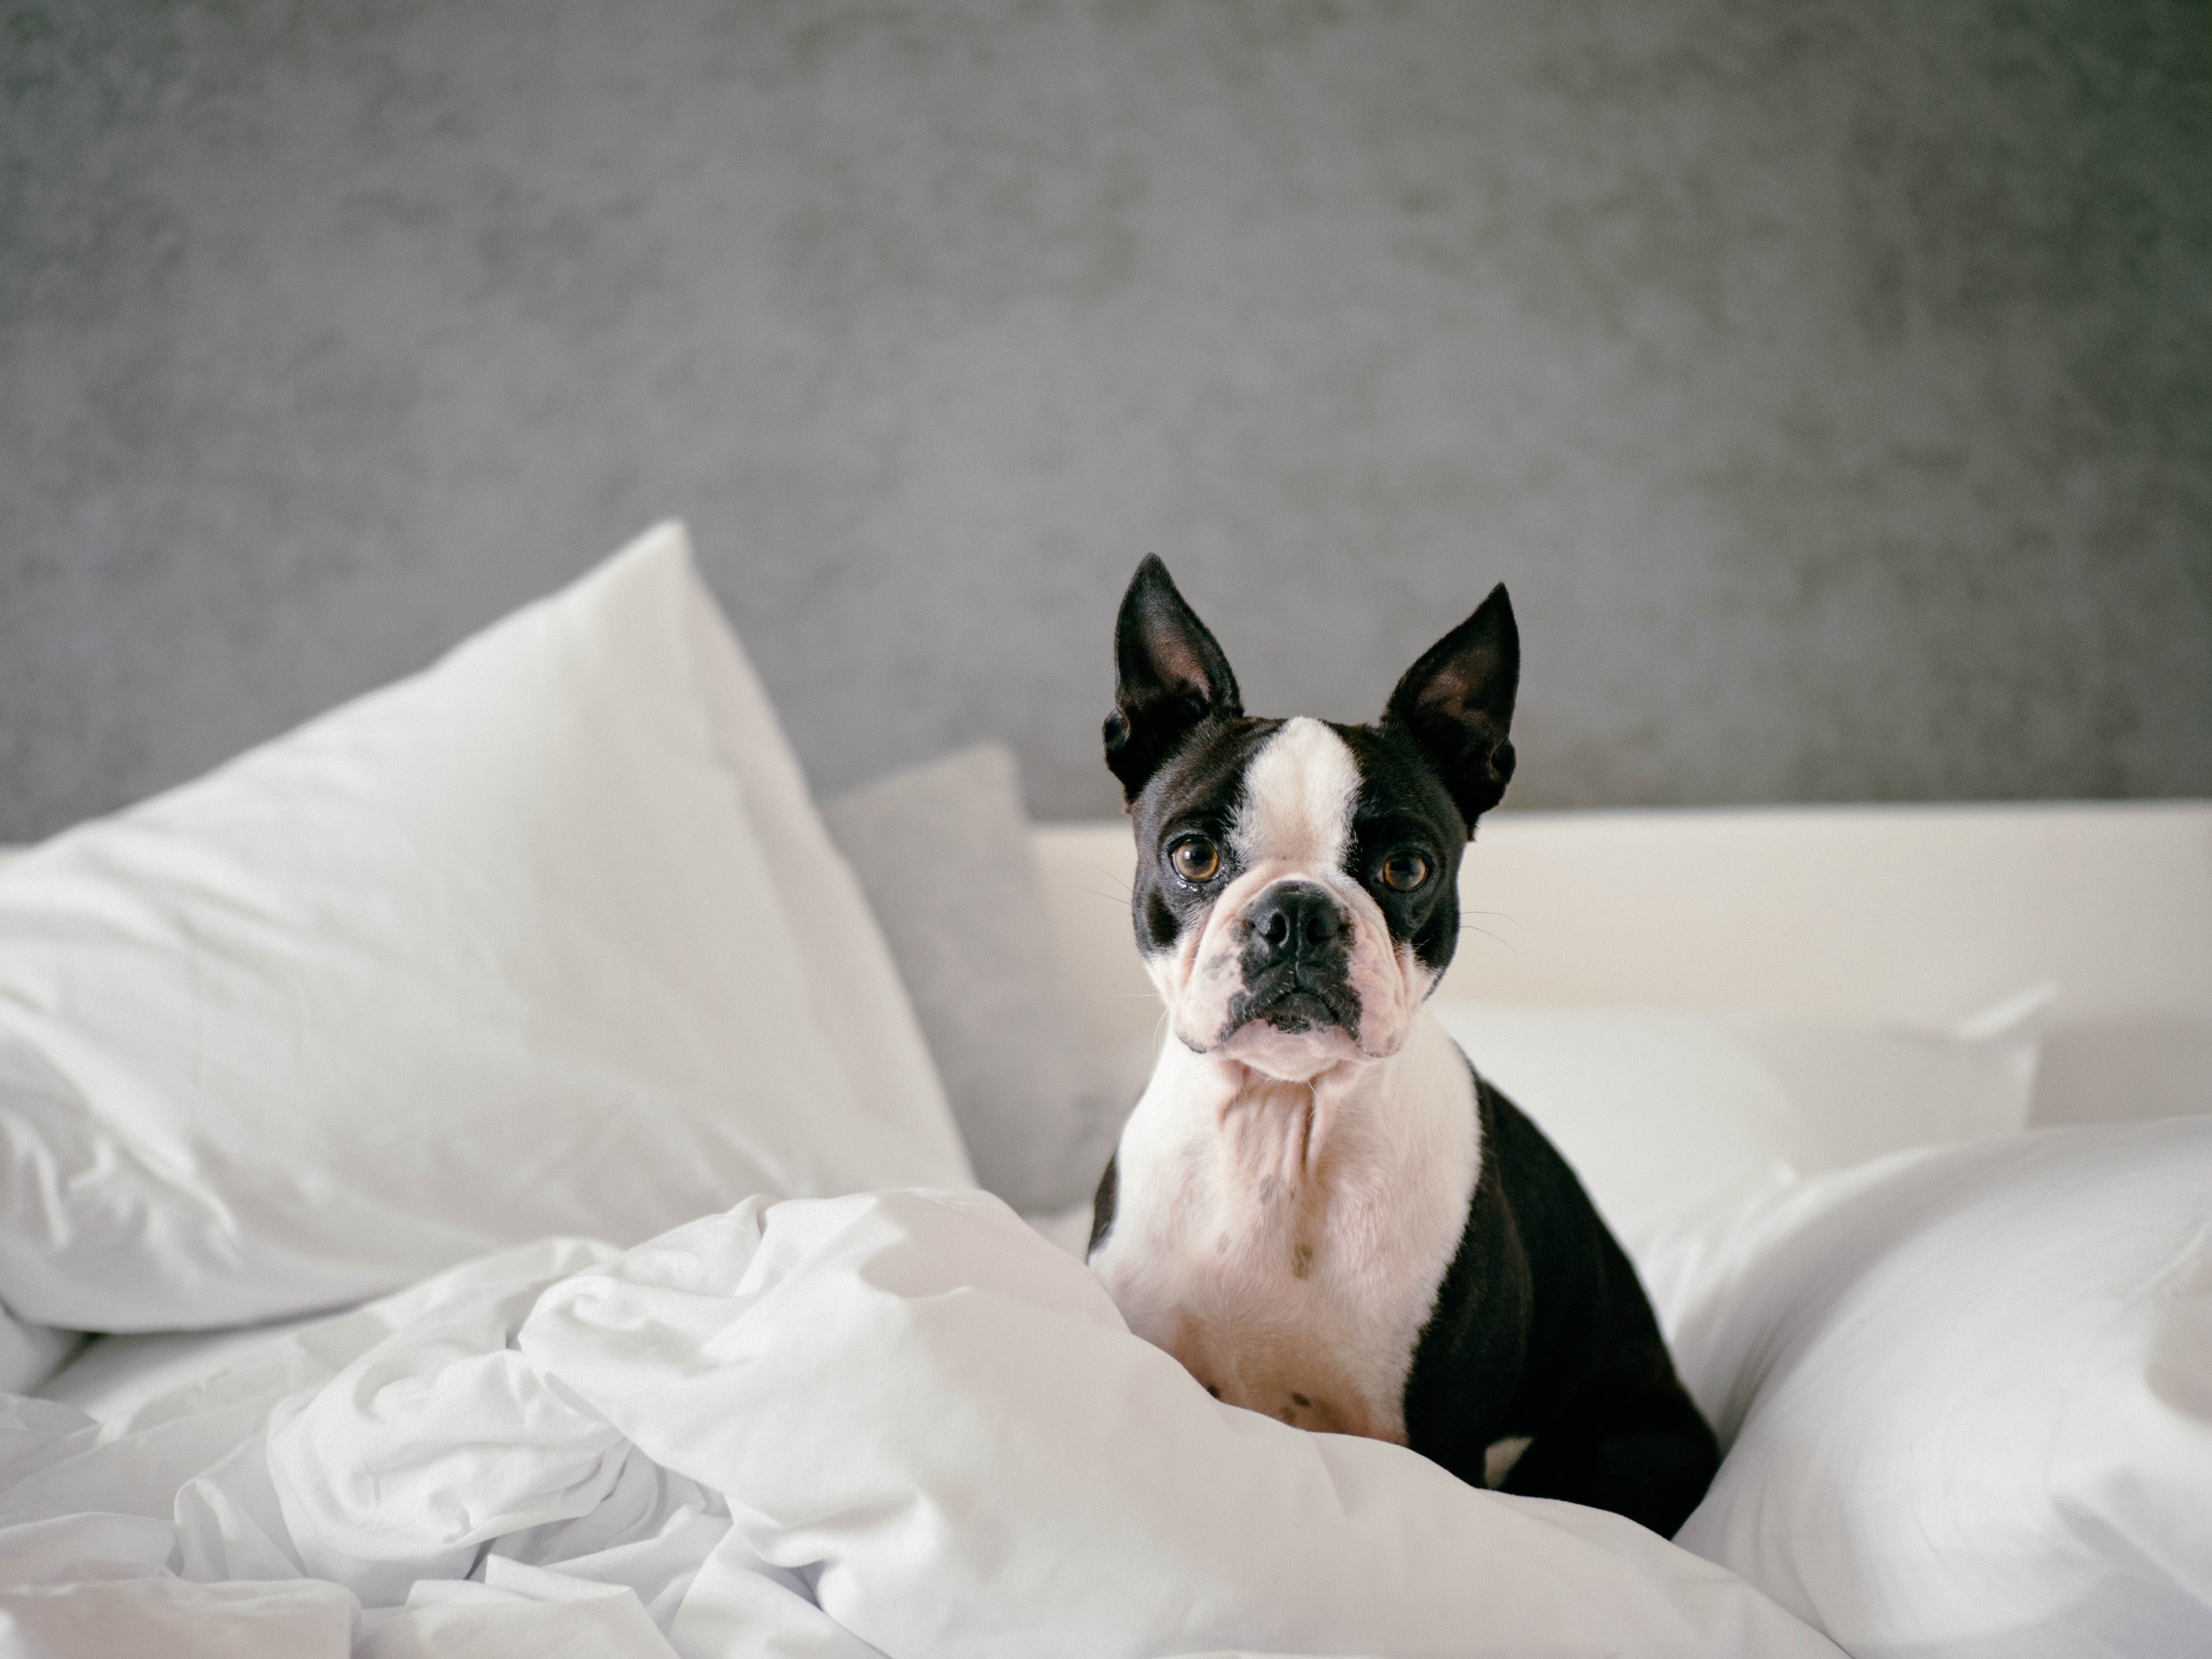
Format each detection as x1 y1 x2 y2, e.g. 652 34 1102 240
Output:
1398 1077 1719 1534
1089 556 1718 1538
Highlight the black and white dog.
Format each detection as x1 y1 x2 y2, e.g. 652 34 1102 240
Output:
1086 556 1718 1537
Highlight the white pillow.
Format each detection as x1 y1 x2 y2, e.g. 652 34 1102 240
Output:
1647 1119 2212 1657
0 523 972 1331
1430 994 2044 1242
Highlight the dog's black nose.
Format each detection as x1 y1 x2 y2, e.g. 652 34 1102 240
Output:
1248 882 1343 960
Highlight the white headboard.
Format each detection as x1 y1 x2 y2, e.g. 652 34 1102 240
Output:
1032 801 2212 1130
9 806 2205 1128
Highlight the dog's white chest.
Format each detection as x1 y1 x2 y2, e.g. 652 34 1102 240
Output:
1091 1014 1481 1442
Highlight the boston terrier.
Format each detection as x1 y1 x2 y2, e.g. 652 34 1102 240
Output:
1086 556 1719 1537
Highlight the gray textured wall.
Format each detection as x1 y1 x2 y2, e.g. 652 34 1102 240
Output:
3 1 2207 840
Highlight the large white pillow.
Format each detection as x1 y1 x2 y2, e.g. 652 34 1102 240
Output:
0 524 972 1331
1647 1119 2212 1658
1430 995 2043 1242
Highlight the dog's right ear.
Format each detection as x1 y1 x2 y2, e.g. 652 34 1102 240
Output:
1384 582 1519 835
1103 555 1243 803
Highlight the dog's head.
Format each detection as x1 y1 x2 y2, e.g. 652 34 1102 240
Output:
1104 556 1517 1082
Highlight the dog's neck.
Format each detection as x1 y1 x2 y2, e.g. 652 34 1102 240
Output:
1137 1001 1470 1188
1149 1028 1394 1183
1164 1061 1348 1244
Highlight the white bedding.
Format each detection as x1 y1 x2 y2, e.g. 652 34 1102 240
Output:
16 1121 2206 1658
2 526 2201 1656
0 1188 1839 1658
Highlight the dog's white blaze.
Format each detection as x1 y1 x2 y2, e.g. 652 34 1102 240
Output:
1229 717 1359 873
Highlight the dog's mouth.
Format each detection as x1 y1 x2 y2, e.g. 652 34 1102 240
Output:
1222 969 1361 1040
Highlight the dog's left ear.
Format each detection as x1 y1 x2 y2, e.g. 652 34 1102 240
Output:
1384 583 1519 835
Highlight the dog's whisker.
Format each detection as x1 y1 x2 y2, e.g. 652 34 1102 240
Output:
1456 924 1517 953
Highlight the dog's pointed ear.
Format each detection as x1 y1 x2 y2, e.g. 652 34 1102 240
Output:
1103 555 1243 803
1384 582 1518 835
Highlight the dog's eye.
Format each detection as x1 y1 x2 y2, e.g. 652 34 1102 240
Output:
1169 837 1221 883
1379 851 1429 892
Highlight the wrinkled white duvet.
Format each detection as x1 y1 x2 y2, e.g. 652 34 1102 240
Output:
0 1190 1835 1658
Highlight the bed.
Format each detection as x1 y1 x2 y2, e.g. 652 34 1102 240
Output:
1 524 2206 1658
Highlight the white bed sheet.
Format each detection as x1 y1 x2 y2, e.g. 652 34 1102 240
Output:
1 1189 1837 1659
35 1209 1103 1431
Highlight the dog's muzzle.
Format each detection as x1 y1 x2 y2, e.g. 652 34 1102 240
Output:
1222 881 1362 1037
